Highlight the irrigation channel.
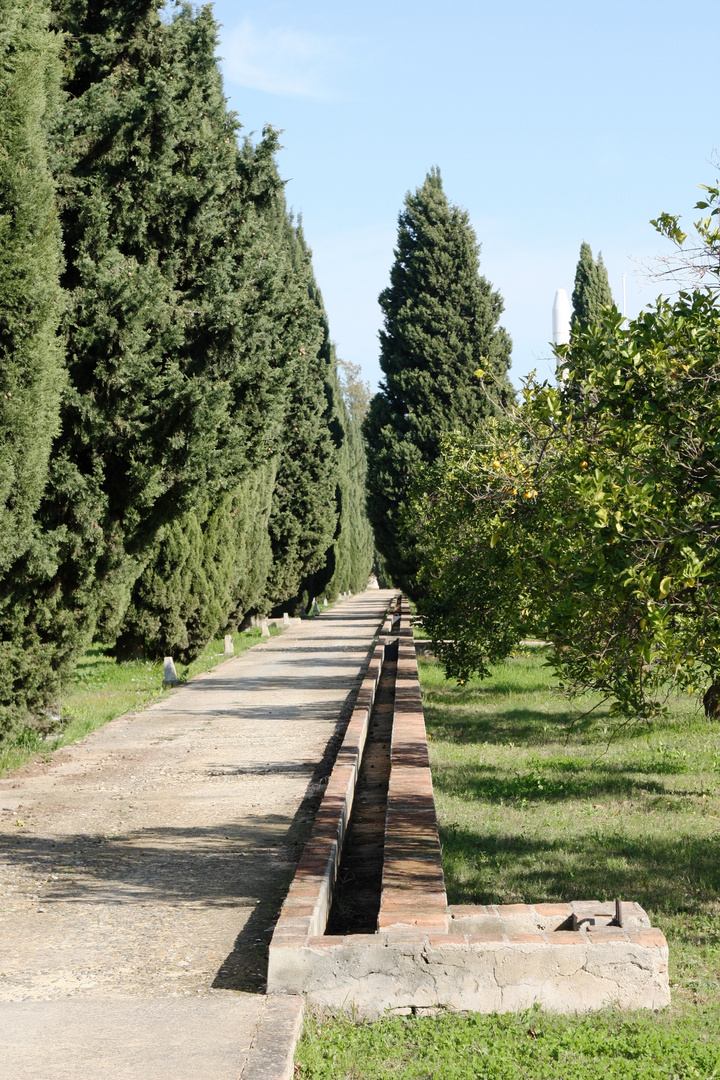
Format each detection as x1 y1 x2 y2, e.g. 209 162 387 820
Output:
325 635 399 934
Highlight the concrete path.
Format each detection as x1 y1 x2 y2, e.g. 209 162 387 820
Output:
0 590 393 1078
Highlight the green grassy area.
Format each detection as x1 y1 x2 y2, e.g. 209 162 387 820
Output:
296 647 720 1078
0 625 281 778
297 1006 720 1079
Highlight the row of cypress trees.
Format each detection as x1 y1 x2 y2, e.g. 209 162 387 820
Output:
0 0 373 736
361 171 617 601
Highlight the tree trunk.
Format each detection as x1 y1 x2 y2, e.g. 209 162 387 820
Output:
703 680 720 717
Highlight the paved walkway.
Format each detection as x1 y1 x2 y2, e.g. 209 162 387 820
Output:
0 590 393 1079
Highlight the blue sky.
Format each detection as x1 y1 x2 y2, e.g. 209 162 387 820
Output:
209 0 717 390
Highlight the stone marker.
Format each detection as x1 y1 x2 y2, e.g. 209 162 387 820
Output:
312 599 320 616
323 598 328 607
283 612 290 626
261 619 270 637
223 635 234 657
162 657 178 687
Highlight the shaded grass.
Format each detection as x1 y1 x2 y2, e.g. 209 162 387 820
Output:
0 625 281 777
296 647 720 1077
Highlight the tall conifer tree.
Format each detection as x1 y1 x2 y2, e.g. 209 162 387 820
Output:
115 129 306 658
328 393 374 596
0 0 63 572
571 241 613 331
0 0 65 736
363 168 513 597
264 222 339 611
295 332 374 608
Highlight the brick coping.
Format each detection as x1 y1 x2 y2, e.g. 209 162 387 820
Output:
378 597 448 932
300 926 666 948
270 604 396 947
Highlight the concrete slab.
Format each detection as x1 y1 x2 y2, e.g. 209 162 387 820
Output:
0 997 261 1080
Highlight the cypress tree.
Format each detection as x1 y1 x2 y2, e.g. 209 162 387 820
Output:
63 4 301 657
329 398 374 596
322 354 374 598
29 0 239 665
363 167 513 597
113 124 295 658
120 136 340 651
276 234 375 609
0 0 63 572
0 0 65 736
51 0 242 632
283 231 377 613
264 221 339 612
297 352 374 607
571 241 613 331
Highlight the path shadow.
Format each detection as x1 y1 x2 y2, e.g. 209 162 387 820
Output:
2 631 379 995
178 663 376 696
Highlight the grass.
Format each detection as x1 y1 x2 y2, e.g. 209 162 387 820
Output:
0 625 281 778
297 1007 720 1079
296 646 720 1078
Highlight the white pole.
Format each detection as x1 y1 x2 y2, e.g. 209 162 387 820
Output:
552 288 571 346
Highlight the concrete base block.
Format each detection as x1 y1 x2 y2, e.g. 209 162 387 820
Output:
267 926 669 1019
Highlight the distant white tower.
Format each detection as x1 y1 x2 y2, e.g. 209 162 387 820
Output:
552 288 571 346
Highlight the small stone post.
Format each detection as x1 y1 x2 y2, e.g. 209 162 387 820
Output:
312 599 320 616
283 612 290 626
261 618 270 637
224 634 234 657
163 657 178 687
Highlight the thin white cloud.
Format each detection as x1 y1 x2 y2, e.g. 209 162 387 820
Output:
220 19 343 99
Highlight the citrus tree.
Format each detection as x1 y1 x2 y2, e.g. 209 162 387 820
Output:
415 289 720 720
